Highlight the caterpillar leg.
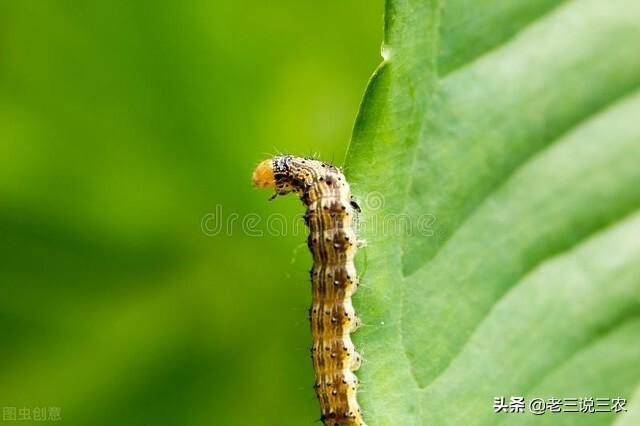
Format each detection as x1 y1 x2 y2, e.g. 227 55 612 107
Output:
351 351 362 371
350 315 363 332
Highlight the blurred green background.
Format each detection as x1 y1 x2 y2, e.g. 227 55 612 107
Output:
0 1 383 425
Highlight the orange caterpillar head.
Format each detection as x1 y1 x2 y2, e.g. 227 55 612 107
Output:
252 159 276 189
253 155 307 197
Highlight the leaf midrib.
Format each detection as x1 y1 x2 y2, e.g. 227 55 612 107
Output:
395 0 567 404
395 0 640 395
400 1 640 279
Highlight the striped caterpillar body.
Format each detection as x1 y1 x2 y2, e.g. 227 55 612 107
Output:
253 155 366 426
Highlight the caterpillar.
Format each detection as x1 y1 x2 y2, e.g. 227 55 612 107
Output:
253 155 366 426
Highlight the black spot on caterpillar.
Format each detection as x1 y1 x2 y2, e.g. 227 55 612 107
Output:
253 155 366 426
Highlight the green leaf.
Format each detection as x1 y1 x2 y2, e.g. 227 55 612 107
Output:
345 0 640 424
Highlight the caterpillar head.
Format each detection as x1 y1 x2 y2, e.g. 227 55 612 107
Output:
253 155 305 197
252 159 276 189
